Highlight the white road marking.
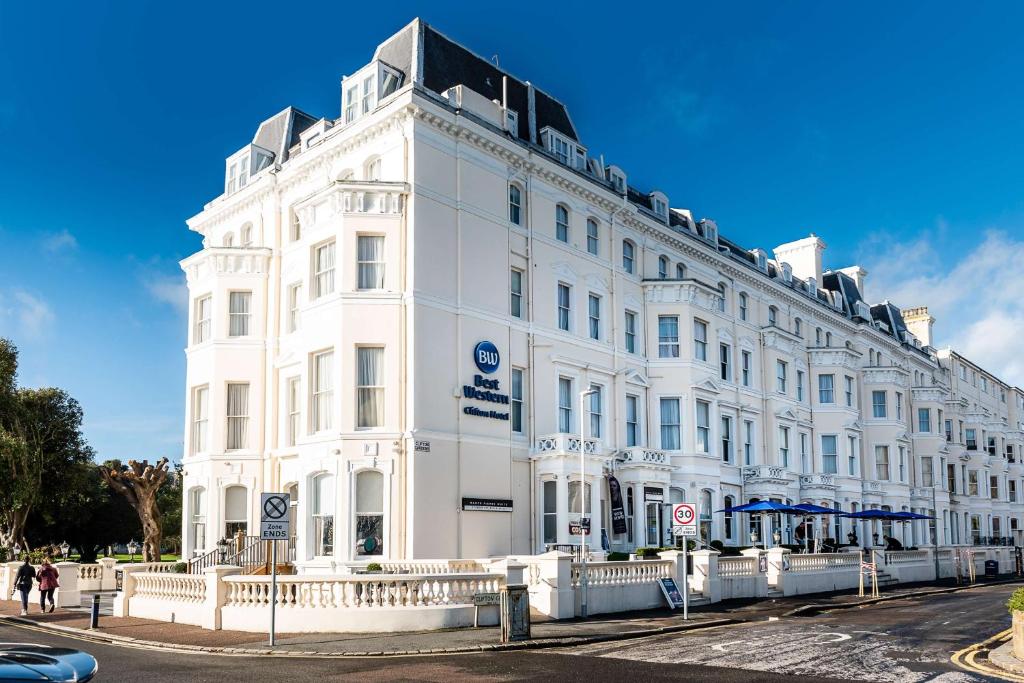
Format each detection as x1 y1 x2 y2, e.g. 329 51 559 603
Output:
852 630 889 636
815 632 852 643
711 640 745 652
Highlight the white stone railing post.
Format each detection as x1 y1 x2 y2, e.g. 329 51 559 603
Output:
766 547 790 593
1 562 19 599
204 566 241 630
112 569 136 617
689 549 721 603
98 558 118 591
54 562 80 608
535 551 574 619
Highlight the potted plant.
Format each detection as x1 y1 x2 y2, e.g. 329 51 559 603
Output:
1008 588 1024 659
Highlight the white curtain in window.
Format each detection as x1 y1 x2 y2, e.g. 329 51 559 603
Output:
229 292 251 337
226 383 249 449
357 236 385 290
313 352 333 432
315 242 335 297
192 387 208 452
224 486 247 522
567 481 591 516
357 347 384 427
660 398 680 450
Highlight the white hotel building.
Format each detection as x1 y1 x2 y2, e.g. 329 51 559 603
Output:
180 19 1024 570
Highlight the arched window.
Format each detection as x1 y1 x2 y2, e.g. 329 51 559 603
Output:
869 349 875 365
224 486 248 538
508 184 522 225
312 473 335 557
815 328 822 345
622 240 635 274
676 263 686 279
738 293 748 321
768 306 778 327
355 470 384 556
189 487 207 554
718 282 727 312
825 332 832 347
336 168 355 181
364 156 382 181
586 218 599 255
555 205 570 242
723 494 735 541
223 233 235 247
658 256 669 279
240 223 253 248
794 318 802 338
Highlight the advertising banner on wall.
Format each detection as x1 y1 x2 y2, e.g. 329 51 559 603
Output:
608 476 627 534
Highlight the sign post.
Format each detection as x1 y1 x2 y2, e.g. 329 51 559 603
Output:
671 503 697 621
260 492 290 647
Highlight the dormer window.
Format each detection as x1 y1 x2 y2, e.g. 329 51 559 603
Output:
606 165 626 194
342 62 405 126
540 128 585 170
781 263 793 283
700 219 718 243
751 249 769 273
505 109 519 135
361 74 375 115
344 84 359 123
649 192 669 221
552 136 570 164
225 144 273 196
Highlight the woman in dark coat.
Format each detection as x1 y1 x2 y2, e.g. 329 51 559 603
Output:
13 557 35 616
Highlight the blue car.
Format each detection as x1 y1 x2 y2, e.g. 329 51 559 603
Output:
0 644 97 682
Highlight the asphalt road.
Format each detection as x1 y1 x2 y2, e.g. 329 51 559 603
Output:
0 584 1015 682
568 583 1018 682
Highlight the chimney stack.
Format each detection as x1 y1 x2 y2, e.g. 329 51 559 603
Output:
901 306 935 348
772 234 826 284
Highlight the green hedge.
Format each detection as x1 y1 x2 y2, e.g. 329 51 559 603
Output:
1008 588 1024 614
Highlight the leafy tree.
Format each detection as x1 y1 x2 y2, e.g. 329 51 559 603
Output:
157 463 183 555
99 458 171 562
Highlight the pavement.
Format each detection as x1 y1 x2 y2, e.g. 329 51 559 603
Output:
1 575 1020 657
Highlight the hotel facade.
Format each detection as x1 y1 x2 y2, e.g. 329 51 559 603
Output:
179 19 1024 571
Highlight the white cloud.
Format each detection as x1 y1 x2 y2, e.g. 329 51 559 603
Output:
864 229 1024 386
42 229 78 253
144 273 187 315
0 289 55 340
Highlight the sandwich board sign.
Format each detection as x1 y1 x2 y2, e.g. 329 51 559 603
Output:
671 503 697 537
658 578 685 609
260 493 291 541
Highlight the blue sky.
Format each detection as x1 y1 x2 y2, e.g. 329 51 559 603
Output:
2 2 1024 462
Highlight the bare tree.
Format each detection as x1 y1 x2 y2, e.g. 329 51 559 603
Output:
99 458 170 562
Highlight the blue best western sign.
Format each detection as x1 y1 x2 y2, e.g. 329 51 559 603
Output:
463 341 509 421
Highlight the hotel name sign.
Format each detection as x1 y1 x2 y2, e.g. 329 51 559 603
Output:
462 341 510 421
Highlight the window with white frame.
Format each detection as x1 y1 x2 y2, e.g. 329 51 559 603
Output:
658 316 679 358
895 392 903 420
693 319 708 361
743 420 754 465
922 456 934 487
821 435 838 474
845 376 855 407
848 436 857 475
511 368 525 434
898 446 906 481
622 240 635 273
226 383 249 450
510 268 524 319
193 295 211 344
190 487 206 552
794 318 802 337
287 377 301 447
768 306 777 326
819 374 835 404
558 377 573 433
357 236 385 290
290 210 301 241
721 415 733 463
658 256 669 279
287 284 301 333
586 218 599 255
588 294 601 340
543 480 557 544
241 223 253 247
228 291 251 337
676 263 686 279
625 311 637 354
779 426 790 467
191 386 208 454
776 360 787 393
626 395 639 447
875 445 890 480
872 391 887 418
557 283 571 331
660 398 681 450
356 347 384 428
364 157 382 181
555 205 569 242
742 351 752 387
312 473 335 557
314 241 336 298
568 481 592 521
344 84 359 123
589 386 603 438
738 293 748 321
918 408 931 433
355 470 384 556
720 343 731 381
361 74 375 114
797 369 805 401
508 184 522 225
224 485 247 537
799 432 809 472
696 400 710 453
312 351 334 433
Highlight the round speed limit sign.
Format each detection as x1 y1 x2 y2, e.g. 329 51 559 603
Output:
672 503 696 527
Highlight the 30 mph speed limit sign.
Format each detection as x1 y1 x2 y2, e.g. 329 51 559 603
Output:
672 503 697 537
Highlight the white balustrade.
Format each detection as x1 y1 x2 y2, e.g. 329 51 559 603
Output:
371 559 484 574
133 572 207 604
569 560 671 588
619 448 669 466
718 556 757 578
787 553 859 573
885 550 930 565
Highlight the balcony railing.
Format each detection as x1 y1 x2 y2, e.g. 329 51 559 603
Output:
618 447 669 467
799 474 837 490
534 433 603 456
743 465 793 483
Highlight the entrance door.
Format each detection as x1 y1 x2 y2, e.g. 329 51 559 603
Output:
645 502 661 546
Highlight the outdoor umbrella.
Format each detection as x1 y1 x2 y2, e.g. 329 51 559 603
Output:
792 504 842 553
717 501 806 549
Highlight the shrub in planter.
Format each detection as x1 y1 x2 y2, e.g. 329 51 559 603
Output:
606 552 629 562
366 562 383 572
170 562 188 573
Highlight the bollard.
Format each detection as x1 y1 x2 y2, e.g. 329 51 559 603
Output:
89 594 100 629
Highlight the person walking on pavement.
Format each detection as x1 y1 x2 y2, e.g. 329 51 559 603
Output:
36 557 59 613
13 557 35 616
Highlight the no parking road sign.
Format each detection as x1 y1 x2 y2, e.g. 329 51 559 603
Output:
672 503 697 537
260 493 291 541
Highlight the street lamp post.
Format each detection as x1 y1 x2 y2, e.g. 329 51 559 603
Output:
579 387 597 619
